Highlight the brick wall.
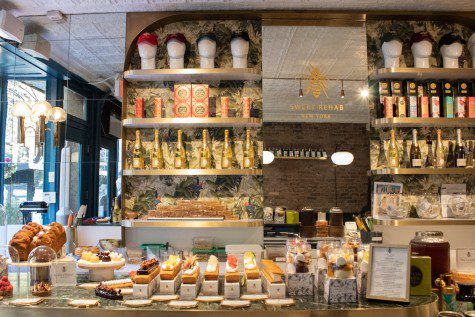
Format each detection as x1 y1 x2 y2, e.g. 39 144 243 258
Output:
263 122 370 213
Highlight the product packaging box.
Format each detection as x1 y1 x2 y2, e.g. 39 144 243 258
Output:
286 272 314 296
391 81 403 117
469 97 475 118
224 281 240 300
133 276 159 298
135 98 144 118
418 84 429 118
442 82 454 118
174 84 192 117
455 82 470 118
51 256 77 286
153 97 163 118
428 82 440 118
159 273 181 294
324 277 357 304
201 280 219 296
192 84 209 118
262 273 286 299
246 277 263 294
396 96 407 117
410 256 431 296
242 97 251 118
407 81 418 118
379 81 392 118
220 97 229 118
180 279 201 300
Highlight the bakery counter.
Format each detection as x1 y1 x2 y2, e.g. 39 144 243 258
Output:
0 276 438 317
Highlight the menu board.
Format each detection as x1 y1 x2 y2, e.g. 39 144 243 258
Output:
366 244 410 303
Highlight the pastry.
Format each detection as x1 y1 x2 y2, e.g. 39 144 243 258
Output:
452 271 475 285
182 255 200 284
225 255 239 283
134 259 160 284
244 252 259 280
95 283 123 300
0 276 13 297
261 259 284 283
101 278 133 289
328 255 354 279
159 255 182 280
32 281 51 297
204 255 219 281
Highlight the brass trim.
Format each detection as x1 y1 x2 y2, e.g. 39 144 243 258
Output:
373 117 475 128
370 168 475 175
122 219 263 228
123 68 261 82
123 117 262 129
369 67 475 81
375 218 475 226
122 169 263 176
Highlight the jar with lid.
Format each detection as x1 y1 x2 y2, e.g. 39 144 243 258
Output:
410 231 450 286
300 207 316 237
329 207 344 237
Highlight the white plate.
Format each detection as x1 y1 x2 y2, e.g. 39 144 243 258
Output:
123 299 152 307
168 300 198 309
196 295 224 303
9 298 44 306
240 294 268 301
221 300 250 308
68 299 100 308
151 294 179 302
265 298 295 306
77 258 125 269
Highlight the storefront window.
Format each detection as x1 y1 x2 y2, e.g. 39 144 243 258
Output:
98 147 110 217
3 80 46 224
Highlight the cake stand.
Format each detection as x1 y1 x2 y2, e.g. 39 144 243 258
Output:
77 259 126 281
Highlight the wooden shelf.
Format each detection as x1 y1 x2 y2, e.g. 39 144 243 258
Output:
374 218 475 226
123 68 261 82
122 219 263 228
369 67 475 81
123 169 262 176
373 118 475 128
123 117 262 128
274 156 327 161
370 168 475 175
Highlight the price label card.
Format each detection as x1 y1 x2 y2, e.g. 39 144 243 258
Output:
456 249 475 271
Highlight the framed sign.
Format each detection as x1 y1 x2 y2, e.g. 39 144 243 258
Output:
372 182 403 219
366 244 411 303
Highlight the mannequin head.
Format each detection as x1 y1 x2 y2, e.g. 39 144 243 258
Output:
230 32 250 68
410 32 434 68
438 33 465 69
165 33 186 69
380 33 403 68
197 33 217 69
468 33 475 68
137 33 158 70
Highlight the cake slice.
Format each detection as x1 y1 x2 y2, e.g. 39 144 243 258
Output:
134 259 161 284
261 259 284 283
182 255 200 284
160 255 182 280
244 252 260 280
204 255 219 281
225 255 239 283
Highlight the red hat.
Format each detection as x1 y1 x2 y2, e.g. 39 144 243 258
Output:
165 33 186 45
409 32 435 48
137 33 158 46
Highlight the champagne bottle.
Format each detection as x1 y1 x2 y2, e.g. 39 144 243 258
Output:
435 129 445 168
111 197 121 224
410 129 422 168
446 141 455 167
174 129 186 169
221 129 233 169
387 129 399 168
151 129 164 169
455 129 466 168
132 130 144 169
467 141 474 168
199 129 212 169
400 139 410 168
377 138 388 168
425 136 434 168
243 129 255 169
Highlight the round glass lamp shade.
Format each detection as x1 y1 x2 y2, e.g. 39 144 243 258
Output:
11 101 31 118
31 100 52 119
49 107 67 122
263 150 275 164
28 246 57 264
331 151 354 166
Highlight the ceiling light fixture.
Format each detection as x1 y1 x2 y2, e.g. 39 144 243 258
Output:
298 79 303 98
340 80 345 99
360 87 370 98
331 151 354 166
263 150 275 164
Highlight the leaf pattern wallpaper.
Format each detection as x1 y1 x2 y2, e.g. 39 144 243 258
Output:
367 20 475 213
123 20 263 219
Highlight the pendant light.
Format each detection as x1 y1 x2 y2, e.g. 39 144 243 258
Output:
340 80 345 99
11 101 31 144
31 100 52 144
298 79 303 98
49 107 67 147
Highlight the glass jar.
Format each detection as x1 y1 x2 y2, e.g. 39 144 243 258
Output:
410 231 450 286
447 194 472 219
416 194 441 219
28 246 57 297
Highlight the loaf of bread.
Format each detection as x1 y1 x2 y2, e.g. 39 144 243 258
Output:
10 222 67 261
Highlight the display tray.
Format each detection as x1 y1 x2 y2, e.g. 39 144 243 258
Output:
122 169 263 176
123 117 262 129
369 168 475 175
369 67 475 80
123 68 262 82
0 275 438 317
372 117 475 128
122 219 263 228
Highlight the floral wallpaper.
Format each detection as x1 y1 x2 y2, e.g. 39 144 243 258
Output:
367 20 475 217
123 20 263 218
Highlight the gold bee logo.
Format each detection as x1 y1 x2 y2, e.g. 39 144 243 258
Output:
395 83 400 89
410 83 416 88
445 83 450 89
382 83 388 88
461 83 467 89
306 65 328 100
430 83 436 89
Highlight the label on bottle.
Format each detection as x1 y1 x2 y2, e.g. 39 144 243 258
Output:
411 159 422 167
133 158 143 169
175 158 182 168
389 158 398 167
200 158 208 169
152 158 160 168
243 157 251 168
457 158 467 167
436 157 445 168
242 97 251 118
220 97 229 118
222 158 230 168
455 97 467 118
135 98 144 118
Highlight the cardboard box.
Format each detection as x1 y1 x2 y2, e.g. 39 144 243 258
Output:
396 96 406 117
324 277 357 304
286 272 314 296
246 277 262 294
428 82 440 118
242 97 251 118
159 273 181 294
410 256 432 296
192 84 209 118
262 273 286 299
224 281 240 299
133 276 159 298
180 278 201 300
220 97 229 118
442 82 454 118
135 98 144 118
174 84 192 117
418 84 429 118
201 280 219 296
51 256 77 286
455 97 467 118
154 97 163 118
468 97 475 118
407 81 418 118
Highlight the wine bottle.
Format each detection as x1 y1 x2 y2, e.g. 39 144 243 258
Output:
425 136 434 168
455 129 466 168
387 129 399 168
199 129 212 169
174 129 186 169
435 129 445 168
377 138 388 168
221 129 233 169
400 139 410 168
151 129 164 169
467 141 474 168
410 129 422 168
132 130 144 169
446 141 455 168
111 197 121 224
243 129 255 169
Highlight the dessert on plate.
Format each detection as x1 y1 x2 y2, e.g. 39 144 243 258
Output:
133 259 161 284
32 281 52 297
244 252 259 280
0 276 13 297
182 255 200 284
95 283 123 300
261 259 284 283
80 250 123 264
160 255 182 280
225 255 239 283
204 255 219 281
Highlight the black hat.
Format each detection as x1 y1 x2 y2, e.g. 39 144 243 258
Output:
197 33 217 44
231 31 249 42
409 31 435 47
380 32 402 45
438 33 466 50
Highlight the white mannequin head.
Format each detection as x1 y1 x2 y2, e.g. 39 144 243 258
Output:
439 33 465 69
230 32 249 68
197 33 217 69
380 33 402 68
137 33 158 70
165 33 186 69
468 33 475 68
410 32 434 68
